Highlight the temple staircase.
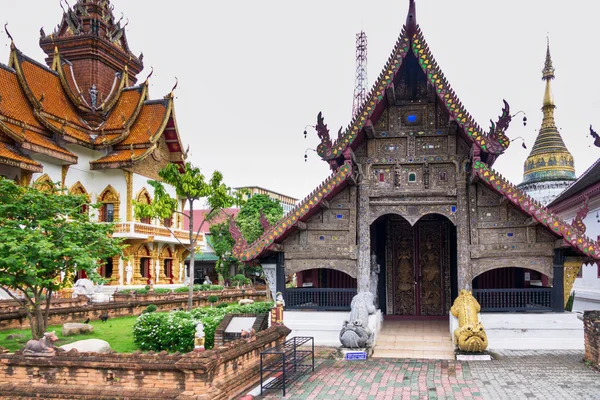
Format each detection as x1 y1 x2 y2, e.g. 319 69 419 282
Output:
372 319 455 360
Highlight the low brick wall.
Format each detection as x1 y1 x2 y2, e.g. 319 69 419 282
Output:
584 311 600 368
0 291 267 331
0 296 88 312
214 313 269 347
0 325 291 399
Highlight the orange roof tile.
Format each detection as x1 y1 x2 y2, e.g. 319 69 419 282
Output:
0 141 42 170
0 66 43 129
20 58 87 129
91 148 149 164
24 130 76 157
119 101 169 146
102 87 144 130
46 119 92 143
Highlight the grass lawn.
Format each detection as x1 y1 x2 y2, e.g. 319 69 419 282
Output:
0 316 139 353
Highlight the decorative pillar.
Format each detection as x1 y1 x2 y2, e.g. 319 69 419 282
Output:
456 177 472 290
564 258 585 308
357 180 370 293
61 165 70 188
262 263 277 301
552 249 565 312
124 170 133 222
133 256 143 284
275 253 286 303
118 258 124 286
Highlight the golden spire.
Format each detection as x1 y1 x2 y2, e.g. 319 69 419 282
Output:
520 38 575 186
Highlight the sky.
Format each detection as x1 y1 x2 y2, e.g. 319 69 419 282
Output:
1 0 599 202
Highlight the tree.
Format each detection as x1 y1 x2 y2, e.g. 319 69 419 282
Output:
236 194 284 244
134 162 243 311
0 179 124 339
211 194 284 286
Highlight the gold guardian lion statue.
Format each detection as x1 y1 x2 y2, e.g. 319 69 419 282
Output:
451 290 488 352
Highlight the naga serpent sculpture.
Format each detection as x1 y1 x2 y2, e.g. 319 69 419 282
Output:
450 290 488 352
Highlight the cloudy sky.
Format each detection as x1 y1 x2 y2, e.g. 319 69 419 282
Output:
2 0 599 201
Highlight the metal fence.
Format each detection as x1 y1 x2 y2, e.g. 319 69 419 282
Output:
285 288 356 310
473 288 553 312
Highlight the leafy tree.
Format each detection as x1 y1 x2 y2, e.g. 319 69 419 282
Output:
236 194 284 244
211 194 284 291
134 162 243 311
0 179 124 339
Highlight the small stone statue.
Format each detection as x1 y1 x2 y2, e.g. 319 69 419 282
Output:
23 331 59 356
339 292 376 349
194 322 205 352
451 290 488 352
241 327 256 341
275 291 285 307
125 263 133 285
155 261 160 284
370 254 380 307
89 84 98 109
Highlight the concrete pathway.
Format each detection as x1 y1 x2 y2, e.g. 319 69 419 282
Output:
256 350 600 399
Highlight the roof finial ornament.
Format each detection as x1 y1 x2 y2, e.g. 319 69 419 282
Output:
170 77 178 96
4 23 14 43
543 35 555 80
589 125 600 148
145 66 154 83
406 0 417 36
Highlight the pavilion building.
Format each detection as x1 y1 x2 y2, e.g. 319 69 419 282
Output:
231 0 600 326
0 0 197 285
518 42 577 205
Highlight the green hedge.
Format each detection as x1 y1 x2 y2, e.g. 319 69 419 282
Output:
153 288 172 294
132 302 273 353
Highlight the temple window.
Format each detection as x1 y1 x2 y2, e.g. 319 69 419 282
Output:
408 173 416 183
164 216 173 227
379 173 385 182
136 188 152 224
439 172 447 182
103 203 115 222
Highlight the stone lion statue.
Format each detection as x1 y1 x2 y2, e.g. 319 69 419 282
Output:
23 331 59 356
339 292 376 348
451 289 488 352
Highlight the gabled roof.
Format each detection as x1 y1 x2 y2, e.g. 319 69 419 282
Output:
548 158 600 210
316 0 511 167
473 161 600 259
233 162 354 261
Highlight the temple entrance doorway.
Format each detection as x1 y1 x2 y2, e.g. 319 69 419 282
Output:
371 213 457 317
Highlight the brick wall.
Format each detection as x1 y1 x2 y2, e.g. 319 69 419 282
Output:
0 292 267 331
0 296 88 312
214 313 269 347
0 325 291 400
584 311 600 368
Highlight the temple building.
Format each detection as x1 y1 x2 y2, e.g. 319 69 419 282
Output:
518 42 577 205
0 0 196 285
231 0 600 322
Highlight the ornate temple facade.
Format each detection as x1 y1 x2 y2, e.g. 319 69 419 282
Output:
232 0 600 316
518 42 577 205
0 0 196 285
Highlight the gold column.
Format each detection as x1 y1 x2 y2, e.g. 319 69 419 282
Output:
124 170 133 221
564 259 584 307
20 171 33 187
61 165 70 188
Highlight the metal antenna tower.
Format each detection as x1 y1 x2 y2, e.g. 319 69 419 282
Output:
352 31 368 118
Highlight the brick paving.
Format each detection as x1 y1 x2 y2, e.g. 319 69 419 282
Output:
256 351 600 400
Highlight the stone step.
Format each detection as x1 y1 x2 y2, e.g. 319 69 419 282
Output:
376 341 454 352
372 349 455 360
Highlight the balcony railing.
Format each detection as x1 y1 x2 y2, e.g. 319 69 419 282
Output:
112 222 195 244
285 288 356 311
473 288 553 312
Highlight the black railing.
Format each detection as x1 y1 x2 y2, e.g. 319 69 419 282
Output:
473 288 553 312
285 288 356 310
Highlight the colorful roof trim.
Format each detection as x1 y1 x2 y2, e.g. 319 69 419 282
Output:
234 162 354 261
473 161 600 259
91 147 153 166
317 10 511 162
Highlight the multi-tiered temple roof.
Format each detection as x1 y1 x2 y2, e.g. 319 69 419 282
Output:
0 0 184 173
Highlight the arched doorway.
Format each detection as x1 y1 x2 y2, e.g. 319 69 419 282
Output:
137 245 152 284
371 213 457 317
161 246 174 284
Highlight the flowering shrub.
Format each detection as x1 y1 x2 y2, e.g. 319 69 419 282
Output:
133 302 273 352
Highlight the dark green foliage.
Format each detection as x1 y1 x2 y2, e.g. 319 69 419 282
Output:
236 194 283 244
216 302 229 308
174 286 189 293
153 288 172 294
144 304 157 313
231 274 251 287
209 285 224 291
117 289 133 295
134 288 149 295
565 291 576 312
133 302 273 352
207 295 219 304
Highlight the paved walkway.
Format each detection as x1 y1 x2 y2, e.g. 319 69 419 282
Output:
257 351 600 400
